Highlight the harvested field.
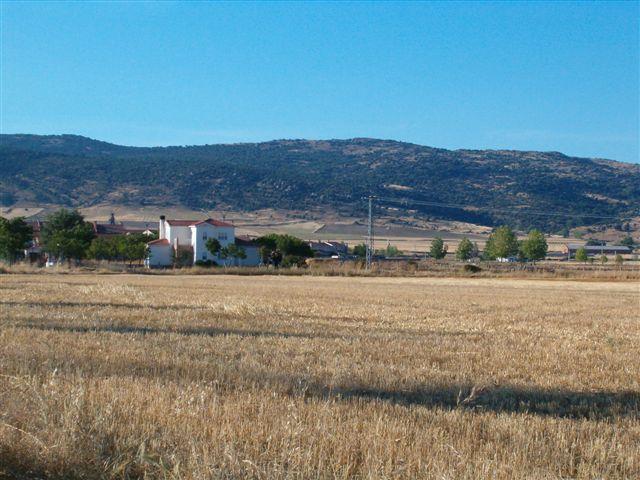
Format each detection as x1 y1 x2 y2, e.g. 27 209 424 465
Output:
1 274 639 479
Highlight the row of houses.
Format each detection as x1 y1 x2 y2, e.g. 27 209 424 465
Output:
146 216 351 267
23 214 634 266
23 214 351 267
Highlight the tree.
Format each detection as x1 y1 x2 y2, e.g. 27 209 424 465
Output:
41 209 95 264
585 238 605 246
456 237 473 261
429 237 447 260
220 244 246 267
87 237 118 261
256 234 313 257
520 229 548 263
205 238 221 256
619 236 635 248
600 254 608 264
0 217 33 264
269 249 283 267
352 243 367 258
385 244 401 257
615 254 623 266
257 234 312 267
483 226 519 260
575 247 588 262
119 235 148 266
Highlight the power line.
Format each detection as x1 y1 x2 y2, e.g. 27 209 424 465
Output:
376 196 628 220
366 196 374 269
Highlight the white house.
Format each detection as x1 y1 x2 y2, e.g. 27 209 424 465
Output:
146 216 261 267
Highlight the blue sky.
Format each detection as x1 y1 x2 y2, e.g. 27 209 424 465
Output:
1 1 638 162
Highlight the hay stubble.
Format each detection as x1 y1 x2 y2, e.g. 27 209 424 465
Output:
1 274 638 479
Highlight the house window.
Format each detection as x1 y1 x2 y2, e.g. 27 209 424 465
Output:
202 253 207 260
218 232 227 240
203 233 208 240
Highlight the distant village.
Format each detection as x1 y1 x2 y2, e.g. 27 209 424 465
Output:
0 208 635 270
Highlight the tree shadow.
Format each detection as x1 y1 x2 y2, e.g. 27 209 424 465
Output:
12 321 339 340
315 384 640 420
1 300 206 311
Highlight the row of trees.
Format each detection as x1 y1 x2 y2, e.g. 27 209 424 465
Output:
201 233 315 268
201 238 248 267
0 209 154 266
87 234 151 265
430 226 549 262
349 226 549 262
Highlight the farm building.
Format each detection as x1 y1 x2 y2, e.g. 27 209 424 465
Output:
308 240 349 258
92 221 156 237
562 243 632 259
146 216 260 267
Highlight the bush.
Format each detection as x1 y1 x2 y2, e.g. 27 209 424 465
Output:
281 255 306 268
194 259 217 267
462 264 482 273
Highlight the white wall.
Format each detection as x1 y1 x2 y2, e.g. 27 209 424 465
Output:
166 224 192 246
146 244 172 267
238 246 261 267
192 224 235 263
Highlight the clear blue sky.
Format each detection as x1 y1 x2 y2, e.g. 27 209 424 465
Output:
1 1 638 162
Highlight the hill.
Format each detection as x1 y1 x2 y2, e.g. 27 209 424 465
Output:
1 134 638 231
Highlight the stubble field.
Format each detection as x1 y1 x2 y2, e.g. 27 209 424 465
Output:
1 273 639 479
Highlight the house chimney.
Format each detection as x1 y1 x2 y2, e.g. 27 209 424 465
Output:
159 215 166 239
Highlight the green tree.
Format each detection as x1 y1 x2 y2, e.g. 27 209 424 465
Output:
619 236 635 248
600 254 608 264
575 247 588 262
352 243 367 258
205 238 222 256
483 226 519 260
256 234 313 257
429 237 447 260
456 237 473 261
256 234 312 267
520 229 548 263
614 254 623 266
41 209 95 264
118 234 148 266
87 237 118 261
0 216 33 264
220 244 247 266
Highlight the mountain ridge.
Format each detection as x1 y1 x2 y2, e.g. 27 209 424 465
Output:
1 134 638 231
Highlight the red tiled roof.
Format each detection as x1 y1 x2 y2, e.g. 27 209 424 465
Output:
165 219 199 226
147 238 170 246
189 218 234 227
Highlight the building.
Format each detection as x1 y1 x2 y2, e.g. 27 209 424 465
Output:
91 219 157 237
308 240 349 258
562 243 632 259
146 216 261 267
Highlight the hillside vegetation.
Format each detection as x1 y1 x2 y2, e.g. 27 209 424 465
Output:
1 134 638 231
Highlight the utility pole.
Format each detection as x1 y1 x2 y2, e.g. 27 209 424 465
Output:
366 196 374 270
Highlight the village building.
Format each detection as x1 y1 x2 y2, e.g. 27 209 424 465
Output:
308 240 349 258
561 243 632 259
145 216 261 267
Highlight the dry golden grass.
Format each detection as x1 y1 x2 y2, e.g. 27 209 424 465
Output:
1 274 639 479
